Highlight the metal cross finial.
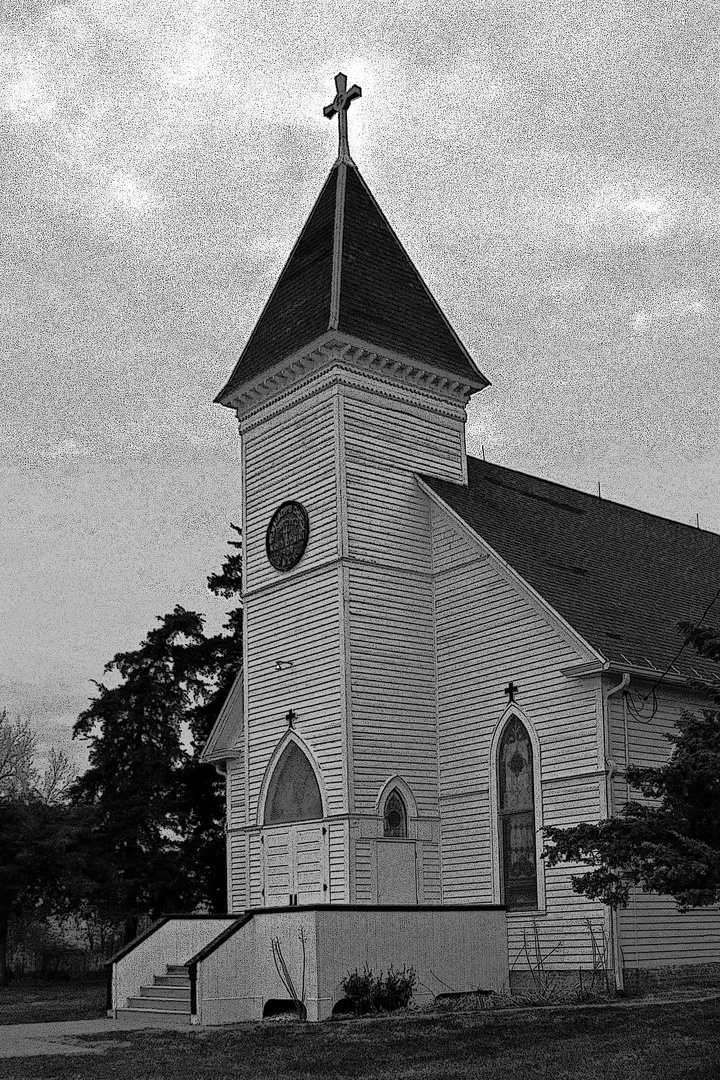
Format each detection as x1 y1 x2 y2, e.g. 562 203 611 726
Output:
504 681 519 703
323 72 362 162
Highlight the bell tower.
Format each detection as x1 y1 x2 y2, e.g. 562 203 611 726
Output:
215 75 488 911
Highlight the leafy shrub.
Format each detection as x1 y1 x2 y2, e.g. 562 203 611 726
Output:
341 964 417 1014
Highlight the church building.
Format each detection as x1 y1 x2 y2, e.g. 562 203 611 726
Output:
109 75 720 1024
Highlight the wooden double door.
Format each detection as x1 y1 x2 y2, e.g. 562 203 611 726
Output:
262 822 328 906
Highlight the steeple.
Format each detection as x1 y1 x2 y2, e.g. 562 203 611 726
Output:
216 74 488 407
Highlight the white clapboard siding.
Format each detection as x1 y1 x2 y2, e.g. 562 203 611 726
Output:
327 819 347 903
431 499 605 969
229 832 249 912
347 564 438 815
227 750 245 830
542 777 602 827
345 461 434 571
433 552 599 785
242 389 339 594
619 890 720 967
244 567 344 820
439 790 493 903
421 840 442 903
342 390 465 572
607 682 700 774
353 838 375 903
432 510 479 570
248 833 263 909
507 874 609 973
605 684 720 968
343 389 466 480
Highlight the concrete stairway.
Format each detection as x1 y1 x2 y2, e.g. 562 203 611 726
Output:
115 964 193 1025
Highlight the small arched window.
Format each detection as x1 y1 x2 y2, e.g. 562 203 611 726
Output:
498 717 538 910
264 742 323 825
383 789 408 838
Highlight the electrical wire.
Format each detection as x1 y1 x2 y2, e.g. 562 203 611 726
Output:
636 583 720 711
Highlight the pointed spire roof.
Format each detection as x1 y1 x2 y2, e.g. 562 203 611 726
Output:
216 157 488 402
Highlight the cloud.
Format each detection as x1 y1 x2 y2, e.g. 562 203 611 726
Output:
3 0 720 749
43 438 94 459
632 289 709 331
1 54 56 122
578 182 677 241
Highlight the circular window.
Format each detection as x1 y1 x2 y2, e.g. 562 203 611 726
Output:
266 501 310 571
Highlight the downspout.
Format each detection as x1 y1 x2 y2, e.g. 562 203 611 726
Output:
604 672 630 992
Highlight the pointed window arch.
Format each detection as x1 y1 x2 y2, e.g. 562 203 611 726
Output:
264 742 323 826
498 716 538 910
383 788 408 838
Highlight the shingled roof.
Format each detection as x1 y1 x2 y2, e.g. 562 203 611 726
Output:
201 669 243 763
216 160 487 402
424 459 720 681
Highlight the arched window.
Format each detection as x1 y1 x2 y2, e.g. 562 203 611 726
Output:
264 742 323 825
498 717 538 910
383 788 408 838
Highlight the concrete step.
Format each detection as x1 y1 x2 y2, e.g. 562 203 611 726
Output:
127 995 190 1013
141 985 190 1000
167 965 189 975
116 1007 192 1027
154 974 190 988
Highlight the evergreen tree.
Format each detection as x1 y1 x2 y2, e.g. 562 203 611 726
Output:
544 623 720 910
175 527 244 912
71 530 243 941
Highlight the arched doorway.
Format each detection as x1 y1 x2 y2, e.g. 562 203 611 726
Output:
261 740 327 907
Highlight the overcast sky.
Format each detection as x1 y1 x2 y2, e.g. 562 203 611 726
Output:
3 1 719 770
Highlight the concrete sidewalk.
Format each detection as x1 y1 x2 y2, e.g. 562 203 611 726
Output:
0 1015 198 1058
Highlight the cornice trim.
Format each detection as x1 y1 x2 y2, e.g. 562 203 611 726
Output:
237 356 471 434
219 332 485 422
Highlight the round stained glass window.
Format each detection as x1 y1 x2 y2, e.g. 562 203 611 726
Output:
266 501 309 572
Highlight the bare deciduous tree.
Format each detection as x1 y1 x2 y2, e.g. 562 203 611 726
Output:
0 710 74 804
0 711 37 798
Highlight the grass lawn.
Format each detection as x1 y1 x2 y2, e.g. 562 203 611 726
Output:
0 998 718 1079
0 975 106 1026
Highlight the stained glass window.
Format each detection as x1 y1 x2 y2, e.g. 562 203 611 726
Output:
264 742 323 825
498 717 538 910
383 789 408 837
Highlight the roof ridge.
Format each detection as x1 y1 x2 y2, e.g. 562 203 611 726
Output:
467 456 720 539
425 461 720 677
329 160 347 330
217 157 488 403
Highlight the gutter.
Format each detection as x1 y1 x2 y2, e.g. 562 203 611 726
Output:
603 672 631 993
561 659 694 688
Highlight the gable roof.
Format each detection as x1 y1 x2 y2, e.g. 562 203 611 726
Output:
216 160 487 402
201 668 243 763
424 459 720 681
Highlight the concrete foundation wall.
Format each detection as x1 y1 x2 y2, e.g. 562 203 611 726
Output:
623 961 720 994
196 905 508 1024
